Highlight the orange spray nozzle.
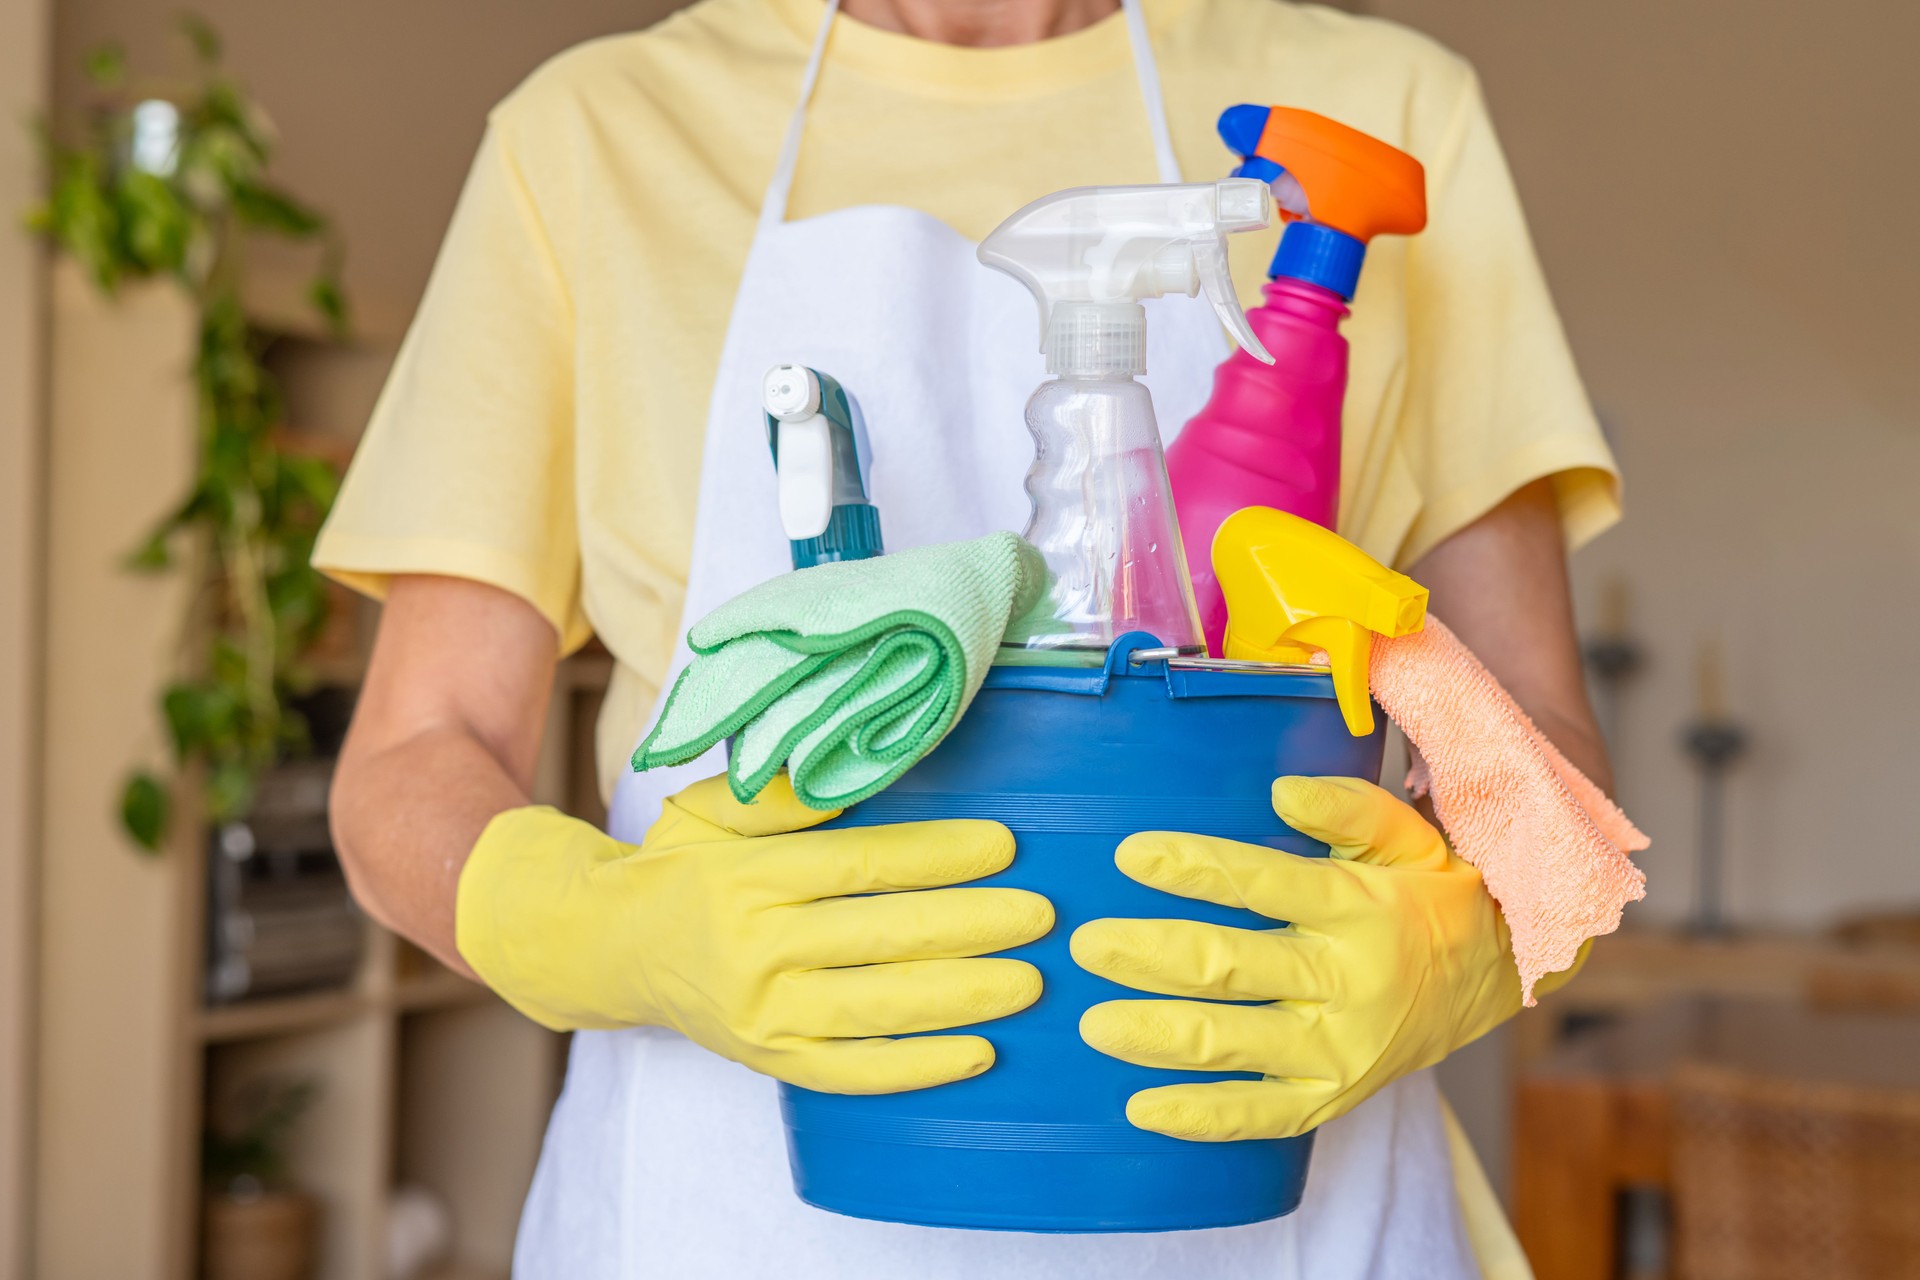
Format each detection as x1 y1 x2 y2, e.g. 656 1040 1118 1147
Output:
1222 105 1428 243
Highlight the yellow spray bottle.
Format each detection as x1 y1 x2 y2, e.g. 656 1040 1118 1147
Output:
1213 506 1428 736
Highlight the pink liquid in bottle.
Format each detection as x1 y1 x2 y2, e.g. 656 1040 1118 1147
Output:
1168 276 1349 655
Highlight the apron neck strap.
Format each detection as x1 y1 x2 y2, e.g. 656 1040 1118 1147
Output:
760 0 1184 231
1122 0 1185 184
760 0 842 233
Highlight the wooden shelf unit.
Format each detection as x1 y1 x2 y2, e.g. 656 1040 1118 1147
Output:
33 260 603 1280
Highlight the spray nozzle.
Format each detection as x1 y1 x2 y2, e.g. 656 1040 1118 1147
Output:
978 180 1274 376
1214 506 1428 736
1218 106 1428 299
1218 106 1427 240
762 365 884 569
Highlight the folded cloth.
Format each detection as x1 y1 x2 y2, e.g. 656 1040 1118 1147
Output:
633 533 1048 811
1371 616 1649 1004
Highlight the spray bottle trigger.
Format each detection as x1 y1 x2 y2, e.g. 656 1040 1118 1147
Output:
1194 239 1272 365
774 414 834 541
1286 616 1375 737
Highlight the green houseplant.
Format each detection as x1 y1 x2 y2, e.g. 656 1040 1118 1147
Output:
27 16 350 850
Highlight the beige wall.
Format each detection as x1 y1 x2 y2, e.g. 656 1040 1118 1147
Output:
1 0 49 1272
53 0 688 341
1368 0 1920 930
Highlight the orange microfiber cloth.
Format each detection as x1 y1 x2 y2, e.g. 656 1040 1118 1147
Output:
1372 616 1649 1004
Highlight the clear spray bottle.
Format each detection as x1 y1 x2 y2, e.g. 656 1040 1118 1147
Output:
979 179 1275 664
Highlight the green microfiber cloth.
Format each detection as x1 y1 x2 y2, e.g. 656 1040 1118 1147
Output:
632 532 1048 810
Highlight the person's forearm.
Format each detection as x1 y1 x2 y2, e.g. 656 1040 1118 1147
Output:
1411 478 1615 797
333 723 531 976
328 574 562 978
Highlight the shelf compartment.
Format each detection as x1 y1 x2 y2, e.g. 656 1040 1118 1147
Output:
199 989 366 1045
396 1004 562 1275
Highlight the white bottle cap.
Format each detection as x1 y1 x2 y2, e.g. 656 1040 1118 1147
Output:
1046 301 1147 377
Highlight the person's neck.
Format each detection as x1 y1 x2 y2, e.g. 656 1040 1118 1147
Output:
838 0 1122 47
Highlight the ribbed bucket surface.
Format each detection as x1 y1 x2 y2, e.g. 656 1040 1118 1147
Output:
782 635 1385 1232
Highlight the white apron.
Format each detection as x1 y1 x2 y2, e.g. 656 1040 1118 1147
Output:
515 3 1477 1275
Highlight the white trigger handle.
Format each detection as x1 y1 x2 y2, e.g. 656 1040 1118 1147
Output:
1194 238 1272 365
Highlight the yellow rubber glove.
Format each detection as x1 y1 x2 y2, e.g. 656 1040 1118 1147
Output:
1073 775 1576 1140
457 774 1054 1094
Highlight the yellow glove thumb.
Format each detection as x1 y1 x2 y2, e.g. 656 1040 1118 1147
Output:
1272 774 1451 871
648 771 841 842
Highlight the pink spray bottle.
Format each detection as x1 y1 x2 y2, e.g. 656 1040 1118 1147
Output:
1167 106 1429 655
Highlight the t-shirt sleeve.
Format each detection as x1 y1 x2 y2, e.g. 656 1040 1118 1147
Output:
1392 68 1622 566
312 118 589 653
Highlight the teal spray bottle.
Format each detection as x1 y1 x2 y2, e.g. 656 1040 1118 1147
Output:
761 364 884 569
977 179 1275 662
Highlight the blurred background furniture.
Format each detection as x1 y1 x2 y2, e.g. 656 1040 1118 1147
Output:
32 262 615 1280
1514 997 1920 1280
1510 926 1920 1066
1670 1061 1920 1280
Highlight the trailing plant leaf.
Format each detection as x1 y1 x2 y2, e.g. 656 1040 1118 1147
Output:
33 149 121 289
85 42 126 89
230 182 324 238
116 169 192 271
120 772 170 853
277 452 340 510
206 759 256 824
26 19 352 853
123 525 175 572
178 14 222 67
161 679 246 762
307 273 348 337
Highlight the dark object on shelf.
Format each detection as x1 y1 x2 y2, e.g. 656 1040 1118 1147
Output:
1830 908 1920 951
1616 1182 1670 1280
289 684 357 759
1584 633 1646 745
205 759 364 1005
1681 720 1749 938
1582 577 1647 757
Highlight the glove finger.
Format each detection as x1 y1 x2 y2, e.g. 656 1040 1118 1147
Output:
1270 776 1448 870
749 819 1017 903
660 772 841 839
777 958 1042 1038
1113 831 1362 929
1123 1079 1344 1143
1078 998 1325 1077
774 1034 998 1095
782 887 1054 968
1070 918 1331 1002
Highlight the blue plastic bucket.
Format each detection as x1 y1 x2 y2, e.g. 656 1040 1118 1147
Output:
781 633 1386 1232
